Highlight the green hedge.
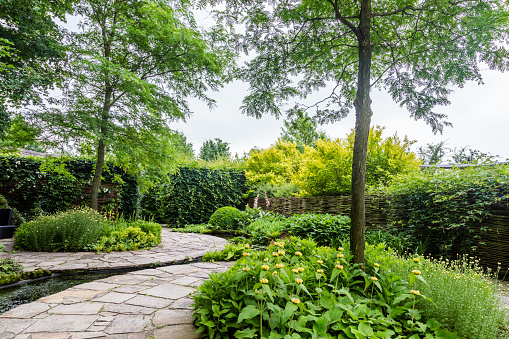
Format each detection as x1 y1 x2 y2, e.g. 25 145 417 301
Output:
141 166 247 227
384 164 509 258
0 156 139 219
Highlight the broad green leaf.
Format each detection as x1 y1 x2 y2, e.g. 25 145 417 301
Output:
237 305 260 323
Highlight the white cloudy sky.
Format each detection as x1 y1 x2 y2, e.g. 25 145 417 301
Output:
64 9 509 161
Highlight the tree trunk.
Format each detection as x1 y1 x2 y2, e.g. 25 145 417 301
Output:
350 0 372 267
90 138 105 210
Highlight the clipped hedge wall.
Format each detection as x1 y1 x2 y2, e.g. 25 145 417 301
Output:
141 166 247 227
0 156 139 219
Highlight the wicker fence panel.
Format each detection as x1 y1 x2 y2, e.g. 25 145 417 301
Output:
476 209 509 279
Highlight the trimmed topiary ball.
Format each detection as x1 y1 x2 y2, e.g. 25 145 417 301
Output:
208 206 244 230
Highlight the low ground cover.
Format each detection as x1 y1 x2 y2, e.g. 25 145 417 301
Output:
194 238 508 339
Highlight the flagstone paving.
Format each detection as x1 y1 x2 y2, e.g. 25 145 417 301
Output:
0 229 228 272
0 261 234 338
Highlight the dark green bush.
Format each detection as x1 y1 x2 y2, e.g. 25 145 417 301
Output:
14 208 104 252
142 166 247 227
209 206 244 230
286 213 351 247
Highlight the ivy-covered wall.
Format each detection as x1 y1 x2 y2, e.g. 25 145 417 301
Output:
141 166 247 227
0 156 139 219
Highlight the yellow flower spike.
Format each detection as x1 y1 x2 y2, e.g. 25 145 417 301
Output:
411 290 420 295
338 247 344 252
243 252 250 257
291 298 300 304
337 253 344 258
242 267 250 272
316 269 324 274
275 263 284 269
264 258 269 262
260 278 269 284
272 271 278 276
412 270 421 275
413 258 420 263
272 252 279 257
295 278 303 284
244 244 250 249
298 267 304 272
292 269 299 273
317 260 323 264
295 251 302 256
262 265 270 271
335 264 343 270
371 277 378 282
374 263 380 268
278 250 285 256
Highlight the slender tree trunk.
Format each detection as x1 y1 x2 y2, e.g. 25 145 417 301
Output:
90 137 105 210
350 0 372 266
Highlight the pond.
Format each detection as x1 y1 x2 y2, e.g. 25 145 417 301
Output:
0 270 125 314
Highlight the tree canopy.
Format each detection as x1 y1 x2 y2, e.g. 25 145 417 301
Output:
199 138 231 161
25 0 233 209
280 109 327 152
210 0 509 264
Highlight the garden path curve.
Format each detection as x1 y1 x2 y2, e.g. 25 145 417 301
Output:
0 229 227 272
0 230 230 338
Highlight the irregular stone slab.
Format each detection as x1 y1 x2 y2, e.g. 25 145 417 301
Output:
143 283 194 300
129 269 164 276
0 302 49 318
113 285 150 294
92 292 136 304
171 297 194 309
30 333 71 339
191 262 223 269
101 274 152 285
153 309 194 327
71 332 108 339
0 318 35 335
125 295 172 309
158 265 201 275
73 281 120 291
50 302 105 315
153 324 201 339
102 303 156 315
24 315 98 333
105 314 151 334
171 276 202 286
39 289 104 303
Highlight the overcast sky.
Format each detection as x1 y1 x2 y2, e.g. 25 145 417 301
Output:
64 9 509 161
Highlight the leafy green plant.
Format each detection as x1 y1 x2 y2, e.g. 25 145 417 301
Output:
242 219 287 245
92 226 159 252
193 237 457 338
203 239 254 262
0 256 23 275
286 213 351 247
209 206 245 230
14 207 104 252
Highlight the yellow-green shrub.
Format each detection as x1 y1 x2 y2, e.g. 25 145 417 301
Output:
93 226 159 252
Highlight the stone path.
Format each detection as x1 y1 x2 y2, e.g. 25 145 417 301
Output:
0 230 231 338
0 261 234 338
0 229 228 272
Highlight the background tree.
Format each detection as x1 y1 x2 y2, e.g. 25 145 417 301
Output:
212 0 509 264
0 0 72 135
199 138 231 161
170 131 195 160
25 0 232 209
280 109 327 152
418 141 450 165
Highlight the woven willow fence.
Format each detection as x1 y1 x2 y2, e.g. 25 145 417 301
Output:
247 195 509 279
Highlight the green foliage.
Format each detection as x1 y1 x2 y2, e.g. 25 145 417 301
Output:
193 238 457 338
14 208 104 252
200 138 231 161
146 166 247 227
384 164 509 258
246 127 420 196
202 238 254 262
249 182 300 199
92 226 159 253
0 256 23 275
209 207 244 230
286 214 351 247
0 0 71 115
366 244 506 339
280 110 327 152
0 156 139 220
242 219 287 245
